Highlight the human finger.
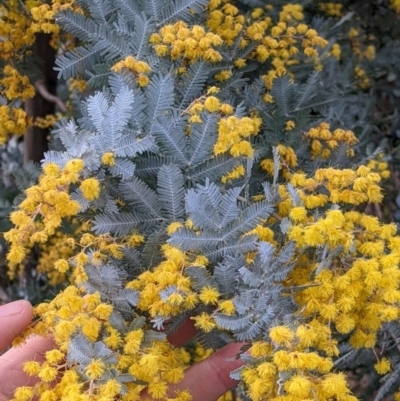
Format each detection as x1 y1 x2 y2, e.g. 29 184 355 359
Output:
167 318 196 347
0 336 54 400
168 341 244 401
0 301 33 353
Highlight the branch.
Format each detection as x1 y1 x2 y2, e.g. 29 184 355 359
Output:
35 79 67 112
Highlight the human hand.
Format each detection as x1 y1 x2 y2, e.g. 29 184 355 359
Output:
0 301 54 401
0 301 243 401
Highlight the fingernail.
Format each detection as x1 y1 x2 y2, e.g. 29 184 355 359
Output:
0 301 26 317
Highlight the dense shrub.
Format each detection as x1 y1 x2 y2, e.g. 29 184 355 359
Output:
1 1 400 400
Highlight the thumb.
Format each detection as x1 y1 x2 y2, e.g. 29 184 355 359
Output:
0 301 33 353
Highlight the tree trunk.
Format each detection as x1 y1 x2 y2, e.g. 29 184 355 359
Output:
24 33 57 163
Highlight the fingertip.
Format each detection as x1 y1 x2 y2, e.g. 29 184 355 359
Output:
15 300 33 318
0 300 34 352
0 300 33 318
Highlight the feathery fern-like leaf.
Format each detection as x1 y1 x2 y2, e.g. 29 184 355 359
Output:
157 164 185 221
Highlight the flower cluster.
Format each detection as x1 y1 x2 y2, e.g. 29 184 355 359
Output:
304 122 358 159
5 161 90 277
127 244 208 318
151 2 329 90
29 1 75 35
0 0 75 144
260 144 298 180
150 21 223 64
213 114 262 157
318 2 343 17
33 113 62 129
239 335 352 401
14 286 193 401
0 0 36 59
0 65 35 101
111 56 152 87
0 105 29 144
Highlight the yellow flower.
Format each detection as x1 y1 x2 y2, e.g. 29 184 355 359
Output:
289 206 307 222
204 96 221 112
218 300 235 315
189 114 202 123
249 341 271 358
64 159 84 173
43 163 60 176
167 292 184 306
86 359 105 379
82 317 101 341
273 350 291 370
221 165 245 183
148 381 168 399
93 303 113 319
192 313 216 332
54 259 69 273
167 222 183 234
127 233 145 246
219 103 234 115
14 387 34 401
285 120 295 130
256 362 276 379
124 329 144 355
80 178 101 201
321 373 349 397
100 379 122 397
207 86 220 94
23 361 41 376
45 349 64 364
284 375 311 398
269 325 295 347
102 152 115 166
7 245 26 265
38 365 58 382
199 286 220 305
137 75 150 87
374 358 391 375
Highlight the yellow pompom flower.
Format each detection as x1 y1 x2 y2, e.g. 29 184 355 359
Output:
269 325 295 347
38 365 58 382
167 222 183 235
218 300 236 315
374 358 391 375
86 359 105 379
79 178 101 201
45 349 65 364
14 387 34 401
23 361 41 376
284 375 311 398
54 259 69 273
204 96 221 112
249 341 271 358
93 303 114 319
102 152 115 166
192 313 216 332
43 162 60 176
137 75 150 87
199 286 220 305
64 159 84 173
289 206 307 222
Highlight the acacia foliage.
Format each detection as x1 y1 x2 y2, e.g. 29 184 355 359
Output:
3 1 400 401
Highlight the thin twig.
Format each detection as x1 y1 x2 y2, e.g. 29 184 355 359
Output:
35 80 67 112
